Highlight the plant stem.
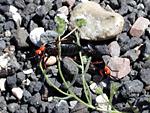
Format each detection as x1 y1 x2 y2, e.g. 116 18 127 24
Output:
39 62 70 96
61 27 78 41
76 30 92 105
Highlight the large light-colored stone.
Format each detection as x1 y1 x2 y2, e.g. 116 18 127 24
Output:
107 56 131 79
70 1 124 41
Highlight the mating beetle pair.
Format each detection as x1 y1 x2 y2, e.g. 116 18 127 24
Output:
35 42 111 77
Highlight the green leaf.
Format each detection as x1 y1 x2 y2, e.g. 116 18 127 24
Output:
75 18 87 28
55 14 67 36
95 87 103 95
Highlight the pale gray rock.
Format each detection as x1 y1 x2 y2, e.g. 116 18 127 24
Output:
70 1 124 41
29 27 44 46
107 56 131 79
12 87 23 100
96 93 111 111
0 78 6 91
108 41 120 57
16 27 29 47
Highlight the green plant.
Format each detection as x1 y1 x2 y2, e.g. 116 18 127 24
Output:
39 17 123 113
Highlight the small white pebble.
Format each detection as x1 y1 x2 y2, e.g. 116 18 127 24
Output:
12 12 22 25
90 82 98 93
137 3 145 10
9 5 18 14
22 79 31 86
0 78 6 91
0 54 10 68
96 93 111 111
48 97 53 102
58 6 69 16
23 69 33 74
100 81 107 88
44 56 57 66
12 87 23 100
29 27 44 46
5 30 11 37
69 100 78 109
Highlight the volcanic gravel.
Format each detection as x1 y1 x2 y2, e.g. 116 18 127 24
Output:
0 0 150 113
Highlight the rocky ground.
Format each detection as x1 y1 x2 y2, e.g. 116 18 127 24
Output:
0 0 150 113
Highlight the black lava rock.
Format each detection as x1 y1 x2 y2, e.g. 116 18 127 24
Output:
7 103 20 113
94 44 110 56
48 19 56 30
19 104 28 113
22 90 32 103
117 33 143 53
71 102 89 113
140 68 150 85
0 0 14 4
23 3 37 15
22 15 31 28
141 39 150 58
0 5 9 13
0 23 4 33
46 101 57 113
142 60 150 69
0 40 6 50
137 10 147 17
75 73 91 86
128 70 138 80
24 0 33 4
48 10 55 17
0 96 7 111
4 21 16 30
62 57 79 80
133 61 144 70
39 101 48 113
36 5 49 18
55 0 62 9
0 14 6 23
28 93 41 108
122 49 139 62
126 0 137 7
54 100 69 113
28 81 36 94
117 33 130 53
28 20 38 32
121 80 143 98
128 12 136 24
136 95 150 106
6 74 17 89
72 86 82 97
109 0 120 9
50 77 61 88
122 19 131 32
16 72 26 84
118 4 129 15
128 37 143 49
143 0 150 14
29 106 37 113
14 0 26 9
33 0 41 5
8 56 21 72
33 81 42 92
